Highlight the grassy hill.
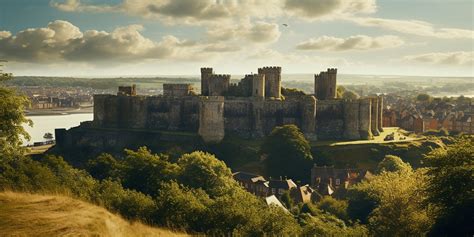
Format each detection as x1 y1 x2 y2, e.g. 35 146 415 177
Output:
0 192 188 237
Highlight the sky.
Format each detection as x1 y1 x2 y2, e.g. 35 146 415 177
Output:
0 0 473 77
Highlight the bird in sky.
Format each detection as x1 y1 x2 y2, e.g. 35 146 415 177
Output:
282 24 288 27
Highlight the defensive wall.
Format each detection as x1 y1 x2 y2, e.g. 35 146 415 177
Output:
56 66 384 146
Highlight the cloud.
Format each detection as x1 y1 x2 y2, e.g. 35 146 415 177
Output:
296 35 403 51
0 20 204 63
51 0 283 24
285 0 376 19
404 51 474 66
207 21 281 44
50 0 118 12
349 17 474 39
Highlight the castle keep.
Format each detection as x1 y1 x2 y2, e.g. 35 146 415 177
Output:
87 66 383 143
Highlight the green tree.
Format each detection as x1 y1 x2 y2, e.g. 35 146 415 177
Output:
377 155 412 173
336 85 346 98
260 125 313 182
154 181 211 231
316 196 349 222
342 90 360 100
423 138 474 236
347 168 432 236
120 147 179 196
177 151 235 197
0 66 32 156
86 153 123 180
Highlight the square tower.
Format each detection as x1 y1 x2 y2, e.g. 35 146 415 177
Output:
314 68 337 100
258 66 281 98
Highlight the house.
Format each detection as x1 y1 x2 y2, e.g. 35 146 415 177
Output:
232 171 269 197
265 195 289 212
268 179 297 196
290 185 316 204
310 165 372 195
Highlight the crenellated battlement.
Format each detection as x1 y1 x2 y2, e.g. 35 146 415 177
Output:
258 66 282 74
327 68 337 74
201 67 213 73
210 74 231 80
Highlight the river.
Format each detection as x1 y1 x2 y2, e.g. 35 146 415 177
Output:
23 113 93 145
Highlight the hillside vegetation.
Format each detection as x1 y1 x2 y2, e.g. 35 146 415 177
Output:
0 191 187 237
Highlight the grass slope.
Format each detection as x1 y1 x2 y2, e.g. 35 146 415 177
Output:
0 192 187 237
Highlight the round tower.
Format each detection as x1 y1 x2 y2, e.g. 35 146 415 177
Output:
359 98 373 140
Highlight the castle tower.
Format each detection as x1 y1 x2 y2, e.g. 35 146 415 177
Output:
377 96 384 132
198 96 225 143
314 68 337 100
201 67 213 96
343 100 361 140
300 95 317 140
250 74 265 98
359 98 373 140
370 97 380 136
258 66 281 98
208 74 231 96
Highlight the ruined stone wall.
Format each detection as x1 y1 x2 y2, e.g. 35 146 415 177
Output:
258 66 281 98
117 85 136 96
163 84 195 97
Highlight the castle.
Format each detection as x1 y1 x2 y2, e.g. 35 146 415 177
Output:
87 66 383 143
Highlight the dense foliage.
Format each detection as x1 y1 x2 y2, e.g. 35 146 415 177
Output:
260 124 313 182
0 72 32 156
423 138 474 236
347 159 433 236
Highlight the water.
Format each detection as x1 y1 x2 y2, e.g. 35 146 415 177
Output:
23 113 93 145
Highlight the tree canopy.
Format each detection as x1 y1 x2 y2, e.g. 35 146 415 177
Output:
260 124 313 182
0 70 32 156
423 138 474 236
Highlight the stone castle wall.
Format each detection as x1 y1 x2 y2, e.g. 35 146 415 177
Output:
92 93 382 143
163 84 195 97
86 66 384 144
93 94 199 132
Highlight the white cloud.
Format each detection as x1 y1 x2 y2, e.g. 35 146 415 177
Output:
0 20 206 63
51 0 284 24
404 51 474 66
349 17 474 39
296 35 403 51
207 21 281 44
285 0 376 19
